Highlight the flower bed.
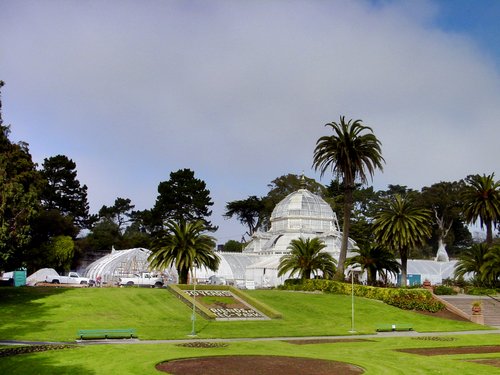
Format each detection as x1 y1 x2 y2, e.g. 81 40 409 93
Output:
185 289 266 319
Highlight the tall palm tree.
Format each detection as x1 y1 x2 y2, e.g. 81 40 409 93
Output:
462 173 500 247
148 220 220 284
313 116 384 280
278 237 337 280
454 243 490 286
346 244 400 286
373 194 432 287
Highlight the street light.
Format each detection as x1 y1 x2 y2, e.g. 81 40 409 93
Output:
189 266 197 337
348 266 356 333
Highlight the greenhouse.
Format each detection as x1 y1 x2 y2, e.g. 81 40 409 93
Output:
83 187 355 288
84 248 177 285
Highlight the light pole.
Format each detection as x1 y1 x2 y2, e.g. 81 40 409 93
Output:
349 267 356 333
189 266 197 337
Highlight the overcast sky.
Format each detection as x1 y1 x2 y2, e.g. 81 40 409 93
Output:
1 0 499 243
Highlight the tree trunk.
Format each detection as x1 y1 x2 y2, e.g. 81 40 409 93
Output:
334 185 353 281
178 268 189 284
399 249 408 287
486 220 493 247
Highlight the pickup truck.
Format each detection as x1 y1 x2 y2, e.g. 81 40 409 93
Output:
50 271 91 285
118 272 164 288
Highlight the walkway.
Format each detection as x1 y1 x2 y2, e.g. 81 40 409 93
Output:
440 294 500 327
1 329 499 347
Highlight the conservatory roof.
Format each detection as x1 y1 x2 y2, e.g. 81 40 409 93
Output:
271 189 337 222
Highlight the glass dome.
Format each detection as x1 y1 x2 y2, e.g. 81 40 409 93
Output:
270 189 339 232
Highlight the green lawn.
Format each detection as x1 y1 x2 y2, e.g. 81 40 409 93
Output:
0 286 498 374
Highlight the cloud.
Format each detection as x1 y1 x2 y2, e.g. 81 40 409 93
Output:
1 0 499 241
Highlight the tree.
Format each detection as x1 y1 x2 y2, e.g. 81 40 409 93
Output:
480 245 500 287
0 81 41 270
99 197 135 234
148 220 220 284
313 116 384 280
45 235 75 274
40 155 91 231
454 243 490 286
420 180 471 258
462 173 500 247
222 239 244 253
325 180 380 248
346 244 400 286
224 196 266 238
153 169 216 231
373 194 432 286
278 237 337 280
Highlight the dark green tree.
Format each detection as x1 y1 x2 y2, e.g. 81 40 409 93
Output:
40 155 91 231
222 239 244 253
480 245 500 287
0 81 41 270
99 197 135 234
346 244 400 286
224 196 266 238
313 116 384 280
153 169 216 231
420 180 471 257
454 243 490 286
278 237 337 280
462 173 500 247
148 220 219 284
373 194 432 286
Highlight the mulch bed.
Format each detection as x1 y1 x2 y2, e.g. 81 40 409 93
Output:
397 345 500 356
156 355 365 375
466 359 500 368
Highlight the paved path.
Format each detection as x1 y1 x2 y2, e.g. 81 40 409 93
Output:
1 329 499 346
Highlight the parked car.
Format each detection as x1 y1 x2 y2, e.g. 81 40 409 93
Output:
26 268 91 285
118 272 164 288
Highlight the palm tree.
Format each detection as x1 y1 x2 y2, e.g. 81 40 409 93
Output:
373 194 432 287
462 173 500 247
278 237 337 280
480 245 500 287
313 116 384 280
454 243 490 286
148 220 220 284
346 244 400 286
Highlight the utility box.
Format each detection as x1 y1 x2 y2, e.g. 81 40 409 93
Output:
13 268 27 287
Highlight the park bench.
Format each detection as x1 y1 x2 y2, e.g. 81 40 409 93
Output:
375 324 413 332
77 328 137 340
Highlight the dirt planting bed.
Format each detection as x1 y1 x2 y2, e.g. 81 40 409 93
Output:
156 355 365 374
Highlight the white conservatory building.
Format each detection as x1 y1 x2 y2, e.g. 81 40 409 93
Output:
83 188 357 288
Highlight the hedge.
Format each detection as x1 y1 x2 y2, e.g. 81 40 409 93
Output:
280 279 444 313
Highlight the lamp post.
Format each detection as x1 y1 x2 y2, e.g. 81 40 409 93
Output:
189 266 197 337
349 267 356 333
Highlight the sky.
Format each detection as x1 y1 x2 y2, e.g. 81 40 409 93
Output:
1 0 499 244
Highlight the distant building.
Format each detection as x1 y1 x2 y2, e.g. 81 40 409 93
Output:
84 187 459 288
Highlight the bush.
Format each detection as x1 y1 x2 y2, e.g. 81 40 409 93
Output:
465 286 497 296
433 285 457 295
279 279 444 312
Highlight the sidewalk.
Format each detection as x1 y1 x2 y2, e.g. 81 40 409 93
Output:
1 328 499 346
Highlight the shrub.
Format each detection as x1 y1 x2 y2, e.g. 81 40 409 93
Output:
279 279 444 312
433 285 457 295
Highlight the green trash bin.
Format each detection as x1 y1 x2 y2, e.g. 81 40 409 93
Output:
13 268 27 287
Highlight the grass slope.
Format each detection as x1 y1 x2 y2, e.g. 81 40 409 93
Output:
0 287 499 374
0 287 486 342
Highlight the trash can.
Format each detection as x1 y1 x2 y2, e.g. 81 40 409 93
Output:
13 268 27 287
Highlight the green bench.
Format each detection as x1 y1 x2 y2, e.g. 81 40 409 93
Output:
77 328 137 340
376 324 413 332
